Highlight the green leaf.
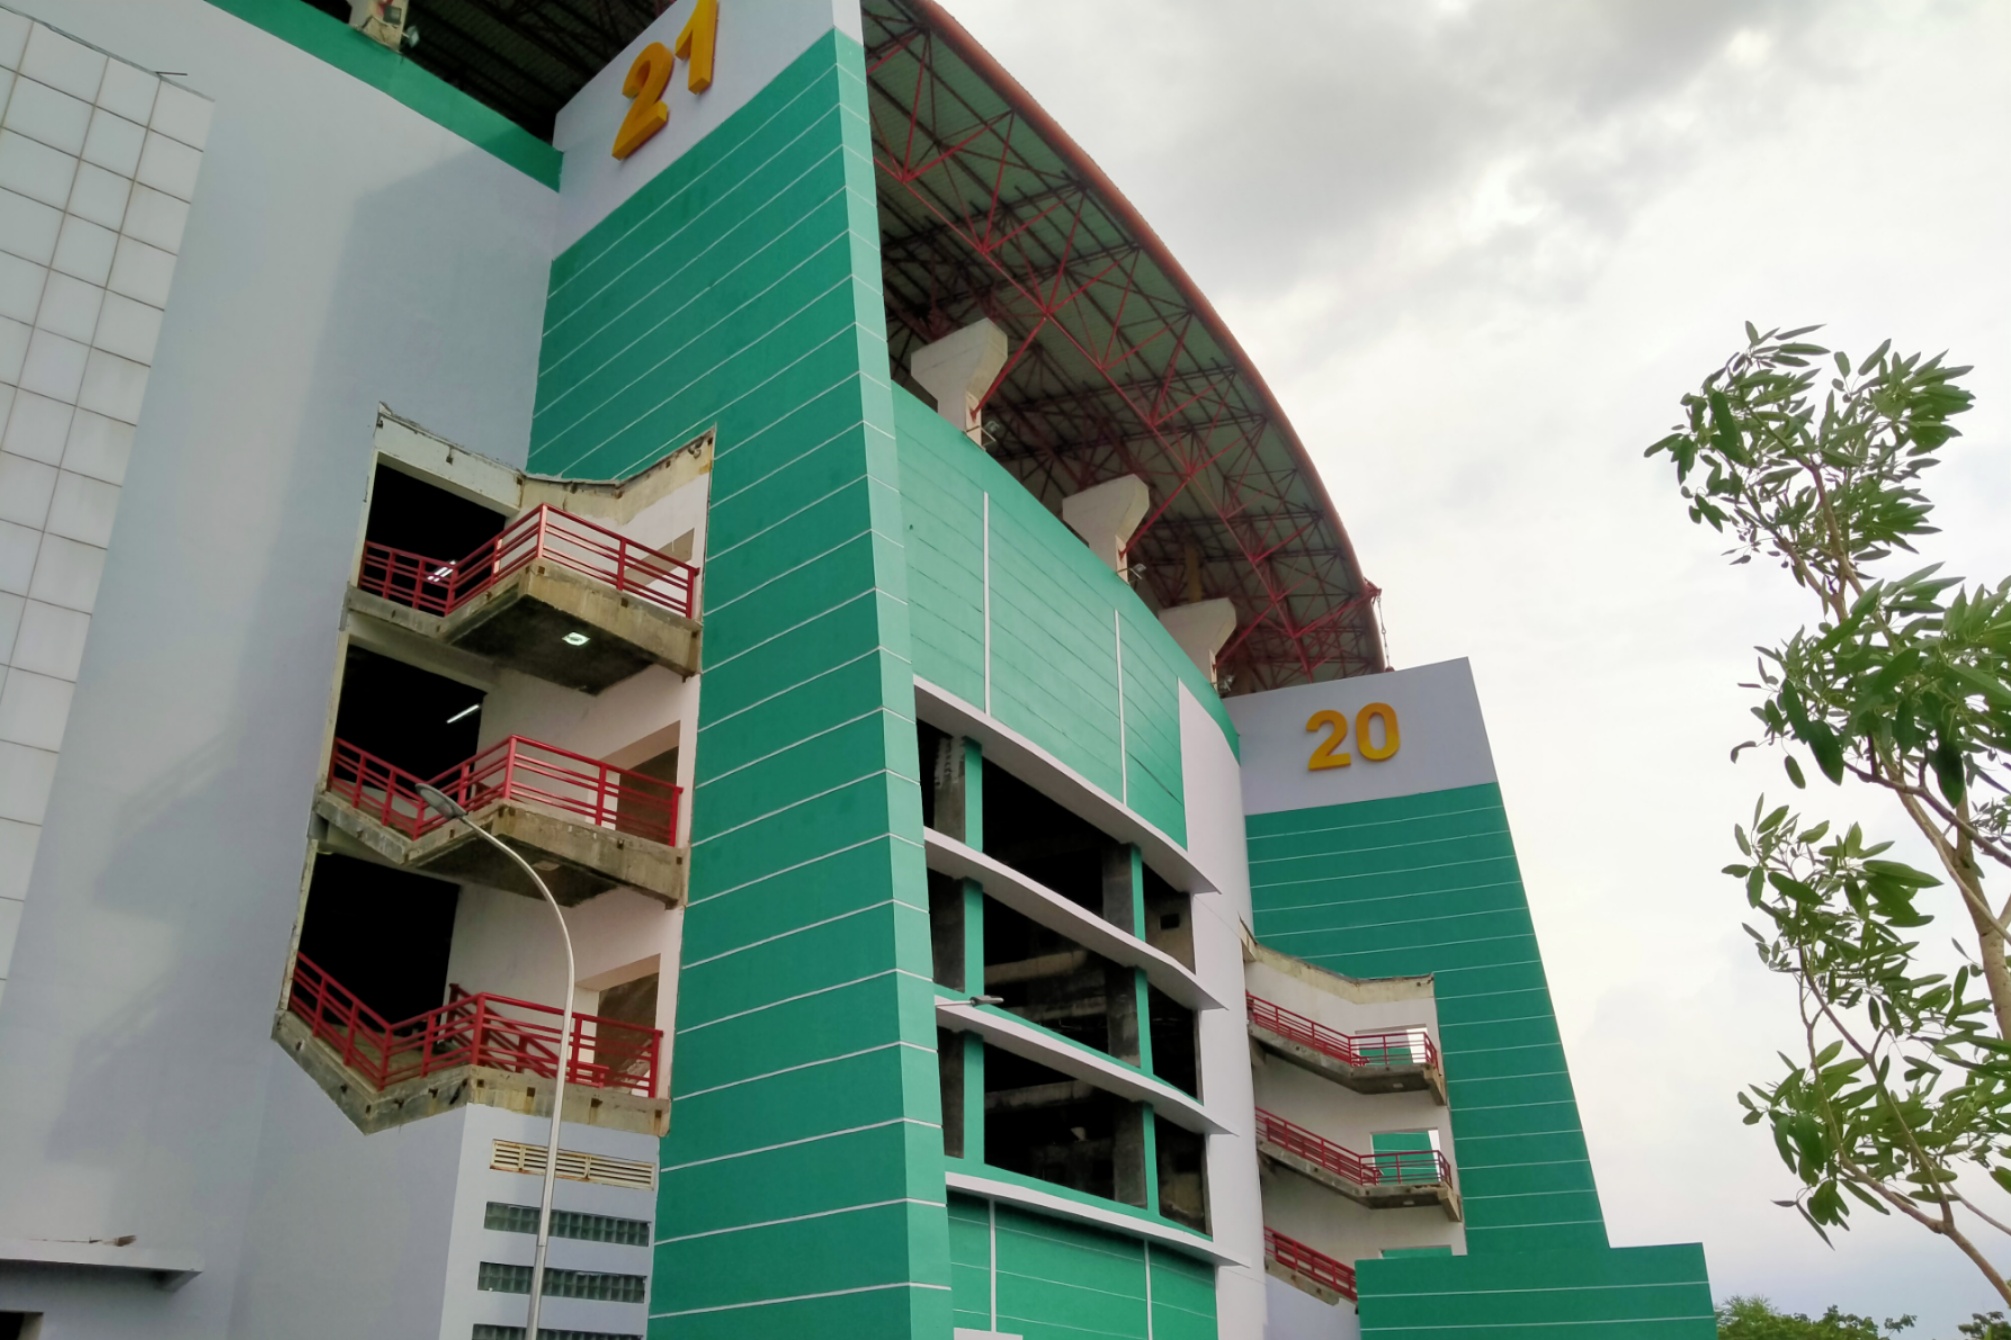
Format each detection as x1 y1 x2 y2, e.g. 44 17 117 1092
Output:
1785 756 1807 789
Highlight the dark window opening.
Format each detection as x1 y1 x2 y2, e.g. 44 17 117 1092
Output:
984 898 1137 1063
288 0 659 144
615 744 677 839
592 972 659 1082
1142 865 1194 971
916 720 949 832
1156 1120 1209 1232
984 1046 1145 1205
0 1314 33 1340
334 645 486 781
1147 986 1198 1099
298 851 459 1023
982 764 1121 912
929 871 965 991
938 1027 964 1159
365 462 509 567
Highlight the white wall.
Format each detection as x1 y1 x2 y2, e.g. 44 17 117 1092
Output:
0 1 555 1334
1265 1273 1360 1340
0 10 209 1011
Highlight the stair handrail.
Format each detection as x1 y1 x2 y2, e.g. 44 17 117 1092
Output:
1255 1107 1452 1188
1247 994 1439 1070
326 735 681 846
285 954 661 1096
1263 1227 1357 1301
356 504 698 620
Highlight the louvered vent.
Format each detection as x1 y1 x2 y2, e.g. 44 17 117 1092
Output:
490 1140 657 1191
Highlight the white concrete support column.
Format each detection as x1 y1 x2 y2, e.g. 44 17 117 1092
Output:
1061 475 1149 577
1158 598 1237 686
909 318 1008 443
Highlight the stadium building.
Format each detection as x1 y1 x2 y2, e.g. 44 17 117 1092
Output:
0 1 1716 1336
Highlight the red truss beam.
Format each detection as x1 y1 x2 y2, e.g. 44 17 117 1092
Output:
862 0 1386 687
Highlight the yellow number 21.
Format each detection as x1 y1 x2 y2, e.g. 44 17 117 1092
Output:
1306 702 1400 771
611 0 718 161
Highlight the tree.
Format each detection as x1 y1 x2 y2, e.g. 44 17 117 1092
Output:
1716 1295 1913 1338
1647 326 2011 1305
1960 1313 2011 1340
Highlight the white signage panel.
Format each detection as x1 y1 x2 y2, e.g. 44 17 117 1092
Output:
1226 658 1498 816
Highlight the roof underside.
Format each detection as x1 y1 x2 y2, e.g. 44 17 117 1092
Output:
862 0 1385 693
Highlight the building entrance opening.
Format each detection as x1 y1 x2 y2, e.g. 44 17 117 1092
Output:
332 645 486 783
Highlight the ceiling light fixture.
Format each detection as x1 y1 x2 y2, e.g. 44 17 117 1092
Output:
562 632 590 647
446 703 480 724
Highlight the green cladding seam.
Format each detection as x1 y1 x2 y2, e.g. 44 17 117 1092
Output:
531 32 948 1339
1247 783 1714 1335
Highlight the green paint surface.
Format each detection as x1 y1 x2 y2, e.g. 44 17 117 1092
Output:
945 1194 1217 1340
200 0 561 186
894 387 1243 844
1249 782 1714 1335
531 33 947 1338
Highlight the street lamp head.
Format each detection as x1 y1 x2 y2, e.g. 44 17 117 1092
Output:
415 783 469 820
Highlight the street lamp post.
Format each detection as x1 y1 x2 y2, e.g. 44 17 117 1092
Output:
419 784 574 1340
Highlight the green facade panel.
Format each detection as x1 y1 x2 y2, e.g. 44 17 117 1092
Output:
1248 782 1714 1333
530 32 949 1339
893 387 1244 845
941 1196 1219 1340
1356 1243 1715 1338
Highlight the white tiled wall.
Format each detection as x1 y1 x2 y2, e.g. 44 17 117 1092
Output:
0 7 208 1005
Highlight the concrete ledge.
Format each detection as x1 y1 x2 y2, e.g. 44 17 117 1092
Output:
924 829 1219 1012
313 792 687 907
1264 1256 1345 1307
1249 1022 1447 1105
944 1170 1241 1267
0 1237 201 1291
274 1011 669 1137
936 999 1224 1136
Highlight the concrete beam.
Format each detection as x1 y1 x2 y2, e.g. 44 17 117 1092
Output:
1061 475 1149 576
910 318 1008 442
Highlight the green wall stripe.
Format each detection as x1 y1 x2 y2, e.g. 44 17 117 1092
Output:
1249 781 1714 1332
200 0 560 186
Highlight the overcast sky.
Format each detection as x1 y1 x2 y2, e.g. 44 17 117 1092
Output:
938 0 2011 1330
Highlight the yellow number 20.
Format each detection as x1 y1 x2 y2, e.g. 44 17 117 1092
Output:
1307 702 1400 771
611 0 719 161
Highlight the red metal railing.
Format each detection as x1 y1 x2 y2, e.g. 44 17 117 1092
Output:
357 504 698 619
326 735 681 846
1256 1108 1453 1188
286 954 660 1096
1248 995 1439 1071
1264 1227 1357 1301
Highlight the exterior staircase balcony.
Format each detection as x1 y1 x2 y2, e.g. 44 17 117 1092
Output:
315 735 687 905
1248 994 1447 1104
1264 1227 1357 1305
350 503 699 692
1256 1108 1462 1221
276 953 667 1135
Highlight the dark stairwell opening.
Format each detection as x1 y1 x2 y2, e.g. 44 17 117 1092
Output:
365 461 510 577
984 1045 1147 1207
334 644 486 782
982 765 1121 914
984 898 1137 1063
298 851 459 1024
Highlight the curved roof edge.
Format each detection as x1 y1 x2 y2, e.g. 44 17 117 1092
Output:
901 0 1387 678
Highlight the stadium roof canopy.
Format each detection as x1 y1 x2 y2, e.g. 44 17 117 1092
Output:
863 0 1386 692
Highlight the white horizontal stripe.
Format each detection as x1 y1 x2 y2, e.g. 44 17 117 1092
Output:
660 1117 934 1173
651 1279 950 1319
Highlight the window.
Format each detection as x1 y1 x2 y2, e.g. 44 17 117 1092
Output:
476 1263 646 1303
472 1326 642 1340
483 1203 650 1246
